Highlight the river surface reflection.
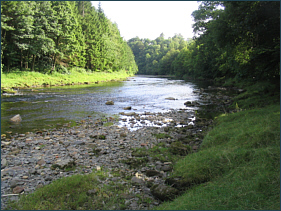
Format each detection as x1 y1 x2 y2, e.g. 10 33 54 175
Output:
1 75 204 134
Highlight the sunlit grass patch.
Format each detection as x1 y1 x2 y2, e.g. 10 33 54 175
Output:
6 170 132 210
1 68 132 89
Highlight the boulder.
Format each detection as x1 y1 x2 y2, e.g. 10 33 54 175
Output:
10 114 22 123
123 106 132 110
150 184 179 201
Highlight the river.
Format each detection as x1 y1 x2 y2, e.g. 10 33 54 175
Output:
1 75 214 135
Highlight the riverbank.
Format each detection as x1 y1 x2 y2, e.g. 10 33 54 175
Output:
1 69 132 93
2 82 279 210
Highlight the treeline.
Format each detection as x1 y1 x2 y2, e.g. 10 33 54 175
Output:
128 1 280 84
127 33 190 75
1 1 138 74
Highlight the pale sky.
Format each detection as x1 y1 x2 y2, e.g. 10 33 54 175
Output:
91 1 200 41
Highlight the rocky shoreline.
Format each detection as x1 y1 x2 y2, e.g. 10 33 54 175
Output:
1 86 238 210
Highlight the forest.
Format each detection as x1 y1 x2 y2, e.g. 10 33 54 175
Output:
1 1 138 75
128 1 280 86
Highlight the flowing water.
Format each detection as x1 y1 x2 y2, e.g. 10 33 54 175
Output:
1 75 213 135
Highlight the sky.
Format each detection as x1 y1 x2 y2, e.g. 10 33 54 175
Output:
91 1 200 41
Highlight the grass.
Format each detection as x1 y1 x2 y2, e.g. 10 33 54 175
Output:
155 103 280 210
1 68 132 90
6 170 132 210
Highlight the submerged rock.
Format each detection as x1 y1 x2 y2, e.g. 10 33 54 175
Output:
105 101 114 105
165 97 176 100
123 106 132 110
10 114 22 123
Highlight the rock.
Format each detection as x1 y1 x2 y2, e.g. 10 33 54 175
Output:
123 106 132 110
54 158 75 169
145 170 161 177
105 101 114 105
10 114 22 123
184 101 192 106
120 133 127 137
120 112 136 116
131 176 145 185
165 97 176 100
37 159 46 166
1 158 7 169
10 180 19 189
161 165 173 172
150 184 179 201
13 186 24 194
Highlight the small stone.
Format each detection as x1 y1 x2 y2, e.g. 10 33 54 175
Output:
1 158 7 169
131 176 145 185
45 177 52 181
145 170 161 177
10 180 19 189
161 165 173 172
13 186 24 194
22 176 28 179
37 159 46 165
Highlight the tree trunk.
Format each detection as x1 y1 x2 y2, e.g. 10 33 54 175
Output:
31 54 36 71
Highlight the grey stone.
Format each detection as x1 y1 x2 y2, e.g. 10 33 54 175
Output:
151 184 179 201
55 158 75 169
1 158 7 169
131 176 145 185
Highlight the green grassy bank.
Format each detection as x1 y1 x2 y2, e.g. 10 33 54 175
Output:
156 103 280 210
1 68 132 91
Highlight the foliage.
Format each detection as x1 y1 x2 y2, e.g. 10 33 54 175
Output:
127 1 280 89
127 34 189 75
1 1 138 75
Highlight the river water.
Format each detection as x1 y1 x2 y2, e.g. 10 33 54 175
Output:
1 75 212 135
